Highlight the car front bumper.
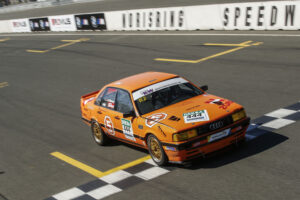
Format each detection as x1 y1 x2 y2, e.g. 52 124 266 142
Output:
162 117 250 164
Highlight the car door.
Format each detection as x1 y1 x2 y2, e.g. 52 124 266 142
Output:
94 87 120 138
114 89 144 146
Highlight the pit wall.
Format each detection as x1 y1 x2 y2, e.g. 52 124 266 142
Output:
0 1 299 33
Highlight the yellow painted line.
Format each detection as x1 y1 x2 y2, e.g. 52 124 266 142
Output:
50 42 78 50
51 151 151 178
61 38 90 42
0 82 9 88
240 40 253 45
27 38 90 53
26 49 49 53
203 43 250 47
0 37 10 42
252 42 263 46
194 46 247 63
155 40 259 63
61 40 82 42
51 152 104 177
155 58 198 63
100 155 151 177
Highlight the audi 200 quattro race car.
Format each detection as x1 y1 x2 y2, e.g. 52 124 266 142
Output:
80 72 250 166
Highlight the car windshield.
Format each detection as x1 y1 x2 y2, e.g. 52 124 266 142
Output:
132 77 203 115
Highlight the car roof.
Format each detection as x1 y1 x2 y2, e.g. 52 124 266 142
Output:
107 71 178 92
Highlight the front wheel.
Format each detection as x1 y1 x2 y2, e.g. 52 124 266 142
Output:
91 121 108 146
147 135 168 166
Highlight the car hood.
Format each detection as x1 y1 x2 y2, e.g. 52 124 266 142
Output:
142 94 243 132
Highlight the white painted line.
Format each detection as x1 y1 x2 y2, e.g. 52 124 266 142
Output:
135 166 169 180
265 108 297 118
144 159 158 166
100 170 132 184
1 33 300 37
88 184 122 199
260 118 295 129
52 187 85 200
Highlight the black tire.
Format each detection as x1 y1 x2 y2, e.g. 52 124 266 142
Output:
147 134 168 166
91 121 108 146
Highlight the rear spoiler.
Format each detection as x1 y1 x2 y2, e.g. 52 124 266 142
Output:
81 90 100 99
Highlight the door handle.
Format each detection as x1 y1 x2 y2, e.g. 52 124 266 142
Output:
114 116 120 120
97 110 103 114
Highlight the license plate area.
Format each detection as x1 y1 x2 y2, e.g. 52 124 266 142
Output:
207 128 230 143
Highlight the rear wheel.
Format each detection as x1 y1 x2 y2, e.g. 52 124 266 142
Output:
91 121 108 146
147 135 168 166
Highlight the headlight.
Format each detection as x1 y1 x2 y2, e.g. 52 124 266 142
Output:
173 129 197 142
232 109 246 122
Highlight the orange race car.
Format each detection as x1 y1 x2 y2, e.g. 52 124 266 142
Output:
80 72 250 165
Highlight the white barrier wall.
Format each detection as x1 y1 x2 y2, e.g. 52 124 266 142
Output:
221 1 300 30
10 18 31 32
0 20 12 33
0 1 300 33
49 15 76 31
105 1 300 31
107 7 186 31
185 5 223 30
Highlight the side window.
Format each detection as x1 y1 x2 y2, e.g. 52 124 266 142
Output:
95 90 105 105
116 89 134 113
100 87 117 110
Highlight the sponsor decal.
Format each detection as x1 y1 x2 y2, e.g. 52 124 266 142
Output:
140 89 154 96
205 98 233 110
121 118 136 141
75 13 107 30
11 19 30 33
133 77 188 100
165 146 176 151
29 17 50 31
12 21 27 28
183 110 210 123
107 102 115 109
49 15 76 32
122 9 184 30
207 128 230 142
104 116 115 135
51 18 71 26
145 113 167 127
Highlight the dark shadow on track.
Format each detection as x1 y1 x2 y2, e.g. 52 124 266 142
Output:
183 131 288 170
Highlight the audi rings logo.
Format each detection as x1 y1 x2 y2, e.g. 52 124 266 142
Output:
209 121 224 131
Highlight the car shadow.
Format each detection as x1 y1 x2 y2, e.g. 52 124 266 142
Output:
182 130 288 170
104 129 288 170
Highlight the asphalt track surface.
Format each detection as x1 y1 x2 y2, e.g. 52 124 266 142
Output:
0 0 285 20
0 31 300 200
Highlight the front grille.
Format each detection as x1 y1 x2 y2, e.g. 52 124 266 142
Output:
197 115 233 136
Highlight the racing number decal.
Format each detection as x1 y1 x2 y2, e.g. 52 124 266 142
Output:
183 110 210 123
121 119 136 141
145 113 167 128
104 116 115 135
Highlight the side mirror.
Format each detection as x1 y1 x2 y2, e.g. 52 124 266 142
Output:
123 110 136 118
200 85 208 91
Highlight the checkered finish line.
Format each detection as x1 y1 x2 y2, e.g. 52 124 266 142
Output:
246 101 300 141
46 159 171 200
46 101 300 200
